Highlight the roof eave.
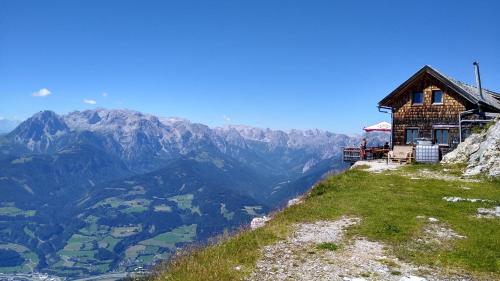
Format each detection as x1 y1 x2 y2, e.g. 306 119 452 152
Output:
478 100 500 113
378 65 480 107
378 66 427 107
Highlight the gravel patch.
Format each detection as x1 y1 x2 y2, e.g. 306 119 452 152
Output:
415 216 466 244
410 169 480 182
291 218 360 244
351 160 403 173
246 217 471 281
422 224 466 243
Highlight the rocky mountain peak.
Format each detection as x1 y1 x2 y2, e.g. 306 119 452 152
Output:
8 110 69 152
5 108 390 174
64 108 161 131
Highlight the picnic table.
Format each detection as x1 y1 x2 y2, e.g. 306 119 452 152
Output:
369 148 390 159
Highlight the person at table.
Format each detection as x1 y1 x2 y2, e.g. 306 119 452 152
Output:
383 142 390 150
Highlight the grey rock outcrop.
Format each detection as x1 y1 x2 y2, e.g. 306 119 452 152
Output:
442 118 500 177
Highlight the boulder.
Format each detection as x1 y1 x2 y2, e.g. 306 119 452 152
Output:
477 207 500 218
442 119 500 177
287 198 302 207
250 216 271 229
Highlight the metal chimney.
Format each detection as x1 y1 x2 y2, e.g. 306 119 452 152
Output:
473 61 484 101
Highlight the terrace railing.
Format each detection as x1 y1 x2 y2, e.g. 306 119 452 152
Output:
342 147 389 163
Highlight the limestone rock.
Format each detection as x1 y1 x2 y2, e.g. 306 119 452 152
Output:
287 198 302 207
442 119 500 177
477 207 500 218
250 216 271 229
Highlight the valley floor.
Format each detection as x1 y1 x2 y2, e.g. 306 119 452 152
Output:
148 163 500 281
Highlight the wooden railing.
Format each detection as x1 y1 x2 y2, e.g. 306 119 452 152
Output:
342 147 389 163
342 147 365 163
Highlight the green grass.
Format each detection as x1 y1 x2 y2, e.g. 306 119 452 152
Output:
124 245 171 268
220 203 235 221
57 230 122 269
111 225 142 238
125 245 147 259
10 156 33 164
121 199 151 213
93 197 124 208
57 233 97 258
0 206 36 217
154 204 173 213
100 235 121 251
472 119 497 134
242 206 263 216
140 224 197 249
168 194 194 210
148 164 499 281
316 242 338 251
93 197 151 214
23 226 35 239
168 194 202 215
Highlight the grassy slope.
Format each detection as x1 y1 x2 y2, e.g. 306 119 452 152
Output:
149 164 500 281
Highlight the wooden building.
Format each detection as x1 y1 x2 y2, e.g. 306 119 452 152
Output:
378 65 500 155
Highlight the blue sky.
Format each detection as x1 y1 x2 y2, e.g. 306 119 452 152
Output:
1 0 499 134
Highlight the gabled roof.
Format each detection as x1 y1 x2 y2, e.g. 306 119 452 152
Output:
378 65 500 112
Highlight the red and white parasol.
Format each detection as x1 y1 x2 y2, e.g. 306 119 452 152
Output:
363 121 391 132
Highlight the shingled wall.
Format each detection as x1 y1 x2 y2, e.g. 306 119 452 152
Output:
391 75 471 151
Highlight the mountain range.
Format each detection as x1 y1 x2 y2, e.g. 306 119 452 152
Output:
0 108 388 279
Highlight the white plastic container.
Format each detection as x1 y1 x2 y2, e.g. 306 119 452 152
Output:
416 139 440 163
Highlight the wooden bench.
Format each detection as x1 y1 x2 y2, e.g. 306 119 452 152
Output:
388 145 414 164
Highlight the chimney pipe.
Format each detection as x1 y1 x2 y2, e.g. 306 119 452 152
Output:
473 61 484 102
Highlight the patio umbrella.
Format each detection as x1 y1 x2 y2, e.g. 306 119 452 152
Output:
363 121 391 132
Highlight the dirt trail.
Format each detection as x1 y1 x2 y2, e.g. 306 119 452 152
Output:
247 217 473 281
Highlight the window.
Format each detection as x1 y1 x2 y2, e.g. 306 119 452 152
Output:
406 128 419 144
432 90 443 104
412 91 423 104
434 129 449 145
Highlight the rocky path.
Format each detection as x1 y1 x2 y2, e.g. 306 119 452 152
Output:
246 217 473 281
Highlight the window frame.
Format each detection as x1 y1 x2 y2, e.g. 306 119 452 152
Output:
411 91 424 105
434 129 449 145
432 90 443 105
405 128 419 145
